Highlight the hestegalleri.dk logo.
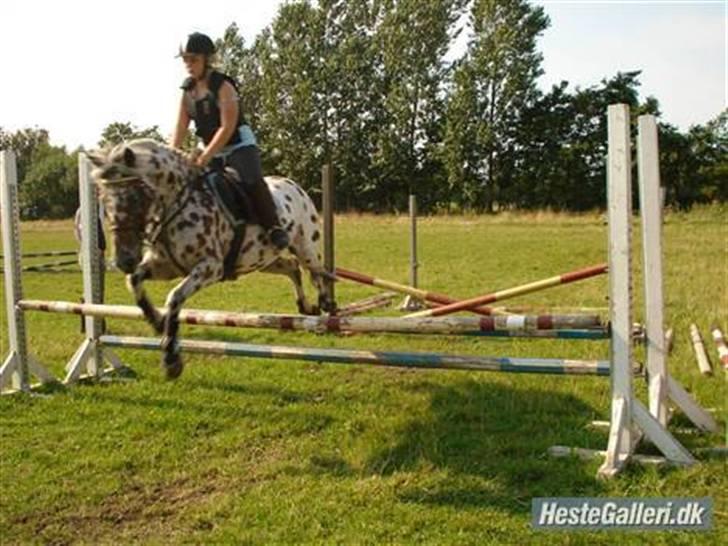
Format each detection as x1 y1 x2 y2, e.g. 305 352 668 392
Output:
532 497 712 531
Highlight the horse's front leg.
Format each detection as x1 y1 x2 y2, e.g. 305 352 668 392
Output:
126 263 164 334
160 260 223 379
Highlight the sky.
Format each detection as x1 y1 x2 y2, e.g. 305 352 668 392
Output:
0 0 725 151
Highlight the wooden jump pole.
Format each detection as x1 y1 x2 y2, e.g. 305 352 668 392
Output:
335 268 500 316
689 324 713 376
337 293 396 316
405 263 608 319
18 299 605 337
0 250 76 259
400 194 424 311
99 335 612 376
709 325 728 370
321 164 335 309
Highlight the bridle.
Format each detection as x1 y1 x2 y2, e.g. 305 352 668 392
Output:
99 169 197 276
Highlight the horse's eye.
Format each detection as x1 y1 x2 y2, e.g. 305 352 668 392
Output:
101 166 118 179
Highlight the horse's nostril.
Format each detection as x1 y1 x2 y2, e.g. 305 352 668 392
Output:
116 254 136 273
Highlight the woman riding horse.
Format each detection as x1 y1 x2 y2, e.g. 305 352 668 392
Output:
172 32 290 250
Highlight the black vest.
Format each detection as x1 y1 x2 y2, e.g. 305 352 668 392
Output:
181 71 247 146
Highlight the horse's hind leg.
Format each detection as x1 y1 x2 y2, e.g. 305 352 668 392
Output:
161 260 223 379
288 242 336 315
261 256 319 315
126 264 164 334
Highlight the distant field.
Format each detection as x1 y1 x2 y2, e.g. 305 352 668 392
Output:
1 207 725 545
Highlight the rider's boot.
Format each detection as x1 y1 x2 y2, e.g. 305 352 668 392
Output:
250 179 290 250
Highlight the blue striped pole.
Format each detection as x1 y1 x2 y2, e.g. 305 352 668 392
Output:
99 335 613 376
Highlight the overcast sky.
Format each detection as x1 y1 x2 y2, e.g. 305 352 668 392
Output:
1 0 724 150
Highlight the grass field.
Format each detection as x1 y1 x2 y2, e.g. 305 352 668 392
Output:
1 207 725 545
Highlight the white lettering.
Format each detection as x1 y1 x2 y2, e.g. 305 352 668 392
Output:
587 506 601 525
676 503 691 525
689 503 706 525
655 506 670 525
538 501 558 525
602 502 617 525
567 506 581 525
615 505 630 525
554 506 569 525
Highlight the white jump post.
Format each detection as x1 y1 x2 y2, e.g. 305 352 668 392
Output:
0 151 54 392
63 155 124 383
594 106 717 477
637 116 717 432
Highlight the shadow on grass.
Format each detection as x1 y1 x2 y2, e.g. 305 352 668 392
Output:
361 379 609 514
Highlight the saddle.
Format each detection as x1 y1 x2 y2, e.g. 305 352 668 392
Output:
202 168 258 280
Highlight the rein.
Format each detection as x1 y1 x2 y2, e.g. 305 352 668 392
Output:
144 182 197 276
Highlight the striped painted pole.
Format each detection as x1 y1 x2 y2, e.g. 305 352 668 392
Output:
710 325 728 370
0 250 77 259
99 335 613 376
337 292 396 317
335 268 498 316
18 299 605 337
405 263 608 318
8 259 78 273
689 324 712 376
488 305 609 315
664 327 674 354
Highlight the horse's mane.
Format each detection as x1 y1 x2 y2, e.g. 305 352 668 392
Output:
116 139 203 182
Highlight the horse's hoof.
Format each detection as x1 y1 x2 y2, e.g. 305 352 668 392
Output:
163 353 184 380
161 337 184 379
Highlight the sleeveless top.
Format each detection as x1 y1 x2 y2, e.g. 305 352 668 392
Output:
181 70 249 147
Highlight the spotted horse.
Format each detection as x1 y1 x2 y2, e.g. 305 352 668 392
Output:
86 139 335 379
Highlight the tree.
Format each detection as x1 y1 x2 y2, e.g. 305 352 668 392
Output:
443 0 549 211
97 122 164 148
0 127 50 184
370 0 464 211
19 143 78 219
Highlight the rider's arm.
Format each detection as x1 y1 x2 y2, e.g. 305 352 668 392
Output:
171 92 191 149
196 81 239 167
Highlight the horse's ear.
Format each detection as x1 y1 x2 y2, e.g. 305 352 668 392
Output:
123 147 136 168
85 150 106 167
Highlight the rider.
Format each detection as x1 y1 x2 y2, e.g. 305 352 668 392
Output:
171 32 289 249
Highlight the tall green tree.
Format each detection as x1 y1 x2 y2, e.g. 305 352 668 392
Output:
370 0 464 211
313 0 382 209
252 2 327 191
444 0 549 211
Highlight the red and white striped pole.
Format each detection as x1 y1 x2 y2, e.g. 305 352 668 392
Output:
710 325 728 371
334 267 498 316
405 263 607 318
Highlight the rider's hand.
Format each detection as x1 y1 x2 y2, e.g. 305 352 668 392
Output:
195 152 211 168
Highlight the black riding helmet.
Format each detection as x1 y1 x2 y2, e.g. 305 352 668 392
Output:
178 32 215 56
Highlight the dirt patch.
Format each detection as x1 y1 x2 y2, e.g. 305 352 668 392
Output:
12 473 226 545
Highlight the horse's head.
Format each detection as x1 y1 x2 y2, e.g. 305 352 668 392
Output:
86 139 200 273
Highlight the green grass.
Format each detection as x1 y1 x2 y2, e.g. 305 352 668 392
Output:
1 207 726 545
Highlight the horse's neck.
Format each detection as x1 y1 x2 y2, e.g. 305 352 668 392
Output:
155 149 201 207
